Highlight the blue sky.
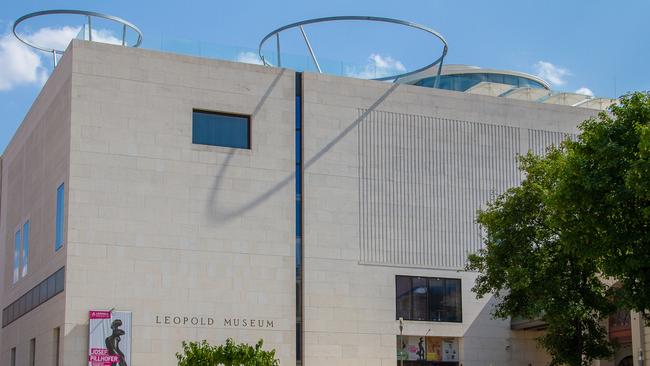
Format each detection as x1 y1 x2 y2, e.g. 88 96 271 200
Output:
1 0 649 152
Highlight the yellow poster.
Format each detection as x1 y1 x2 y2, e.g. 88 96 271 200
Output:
426 337 442 361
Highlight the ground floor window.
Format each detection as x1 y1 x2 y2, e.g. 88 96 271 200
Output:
397 336 459 365
29 338 35 366
396 276 462 322
54 327 60 366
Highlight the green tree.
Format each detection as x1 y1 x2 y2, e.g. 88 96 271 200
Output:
466 92 650 366
176 338 280 366
556 92 650 314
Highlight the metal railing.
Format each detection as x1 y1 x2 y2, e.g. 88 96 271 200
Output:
13 10 143 66
258 16 448 84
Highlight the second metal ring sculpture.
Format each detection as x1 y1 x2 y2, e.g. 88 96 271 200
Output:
258 16 448 84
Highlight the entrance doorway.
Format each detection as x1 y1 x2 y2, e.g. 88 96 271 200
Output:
609 308 632 366
617 356 633 366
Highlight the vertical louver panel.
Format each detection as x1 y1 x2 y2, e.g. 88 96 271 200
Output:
528 128 576 156
358 110 520 269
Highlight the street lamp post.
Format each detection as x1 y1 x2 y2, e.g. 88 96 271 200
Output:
639 350 644 366
399 317 404 366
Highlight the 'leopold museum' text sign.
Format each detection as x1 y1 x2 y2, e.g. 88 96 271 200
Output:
154 314 276 329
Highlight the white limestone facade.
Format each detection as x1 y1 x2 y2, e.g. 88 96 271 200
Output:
2 41 296 366
0 47 72 366
300 72 595 366
1 40 647 366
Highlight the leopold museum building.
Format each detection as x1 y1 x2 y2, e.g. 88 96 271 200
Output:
1 11 647 366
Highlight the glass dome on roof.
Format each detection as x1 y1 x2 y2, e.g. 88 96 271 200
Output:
414 72 547 92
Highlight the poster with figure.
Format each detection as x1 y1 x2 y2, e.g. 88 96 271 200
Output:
426 337 442 361
442 338 458 362
88 310 132 366
402 336 421 360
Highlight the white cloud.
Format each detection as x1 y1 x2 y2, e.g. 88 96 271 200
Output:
87 28 122 45
533 61 570 86
0 26 125 91
0 33 47 91
236 51 263 65
575 87 594 97
25 26 81 52
345 53 406 79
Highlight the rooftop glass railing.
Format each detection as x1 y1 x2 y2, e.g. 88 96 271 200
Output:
155 36 407 80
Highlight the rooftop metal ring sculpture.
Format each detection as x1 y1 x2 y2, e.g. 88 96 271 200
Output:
258 16 448 84
13 10 143 65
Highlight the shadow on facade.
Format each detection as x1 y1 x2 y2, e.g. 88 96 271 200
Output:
462 296 549 366
207 81 400 224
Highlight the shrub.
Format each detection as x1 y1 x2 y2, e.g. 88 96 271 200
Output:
176 338 280 366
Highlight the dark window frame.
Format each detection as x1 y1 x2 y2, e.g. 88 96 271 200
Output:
2 267 65 328
192 109 251 149
395 275 462 323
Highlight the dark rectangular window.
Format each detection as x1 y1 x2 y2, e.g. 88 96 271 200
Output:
2 267 65 328
395 275 462 323
192 110 250 149
11 347 16 366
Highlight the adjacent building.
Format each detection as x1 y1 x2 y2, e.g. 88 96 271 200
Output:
1 40 647 366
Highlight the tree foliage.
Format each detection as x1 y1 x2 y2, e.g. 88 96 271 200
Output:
466 92 650 366
176 338 280 366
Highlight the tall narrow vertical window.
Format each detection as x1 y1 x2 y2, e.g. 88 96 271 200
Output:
295 72 304 366
53 327 60 366
13 229 20 283
11 347 16 366
22 220 29 277
29 338 36 366
55 183 64 251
